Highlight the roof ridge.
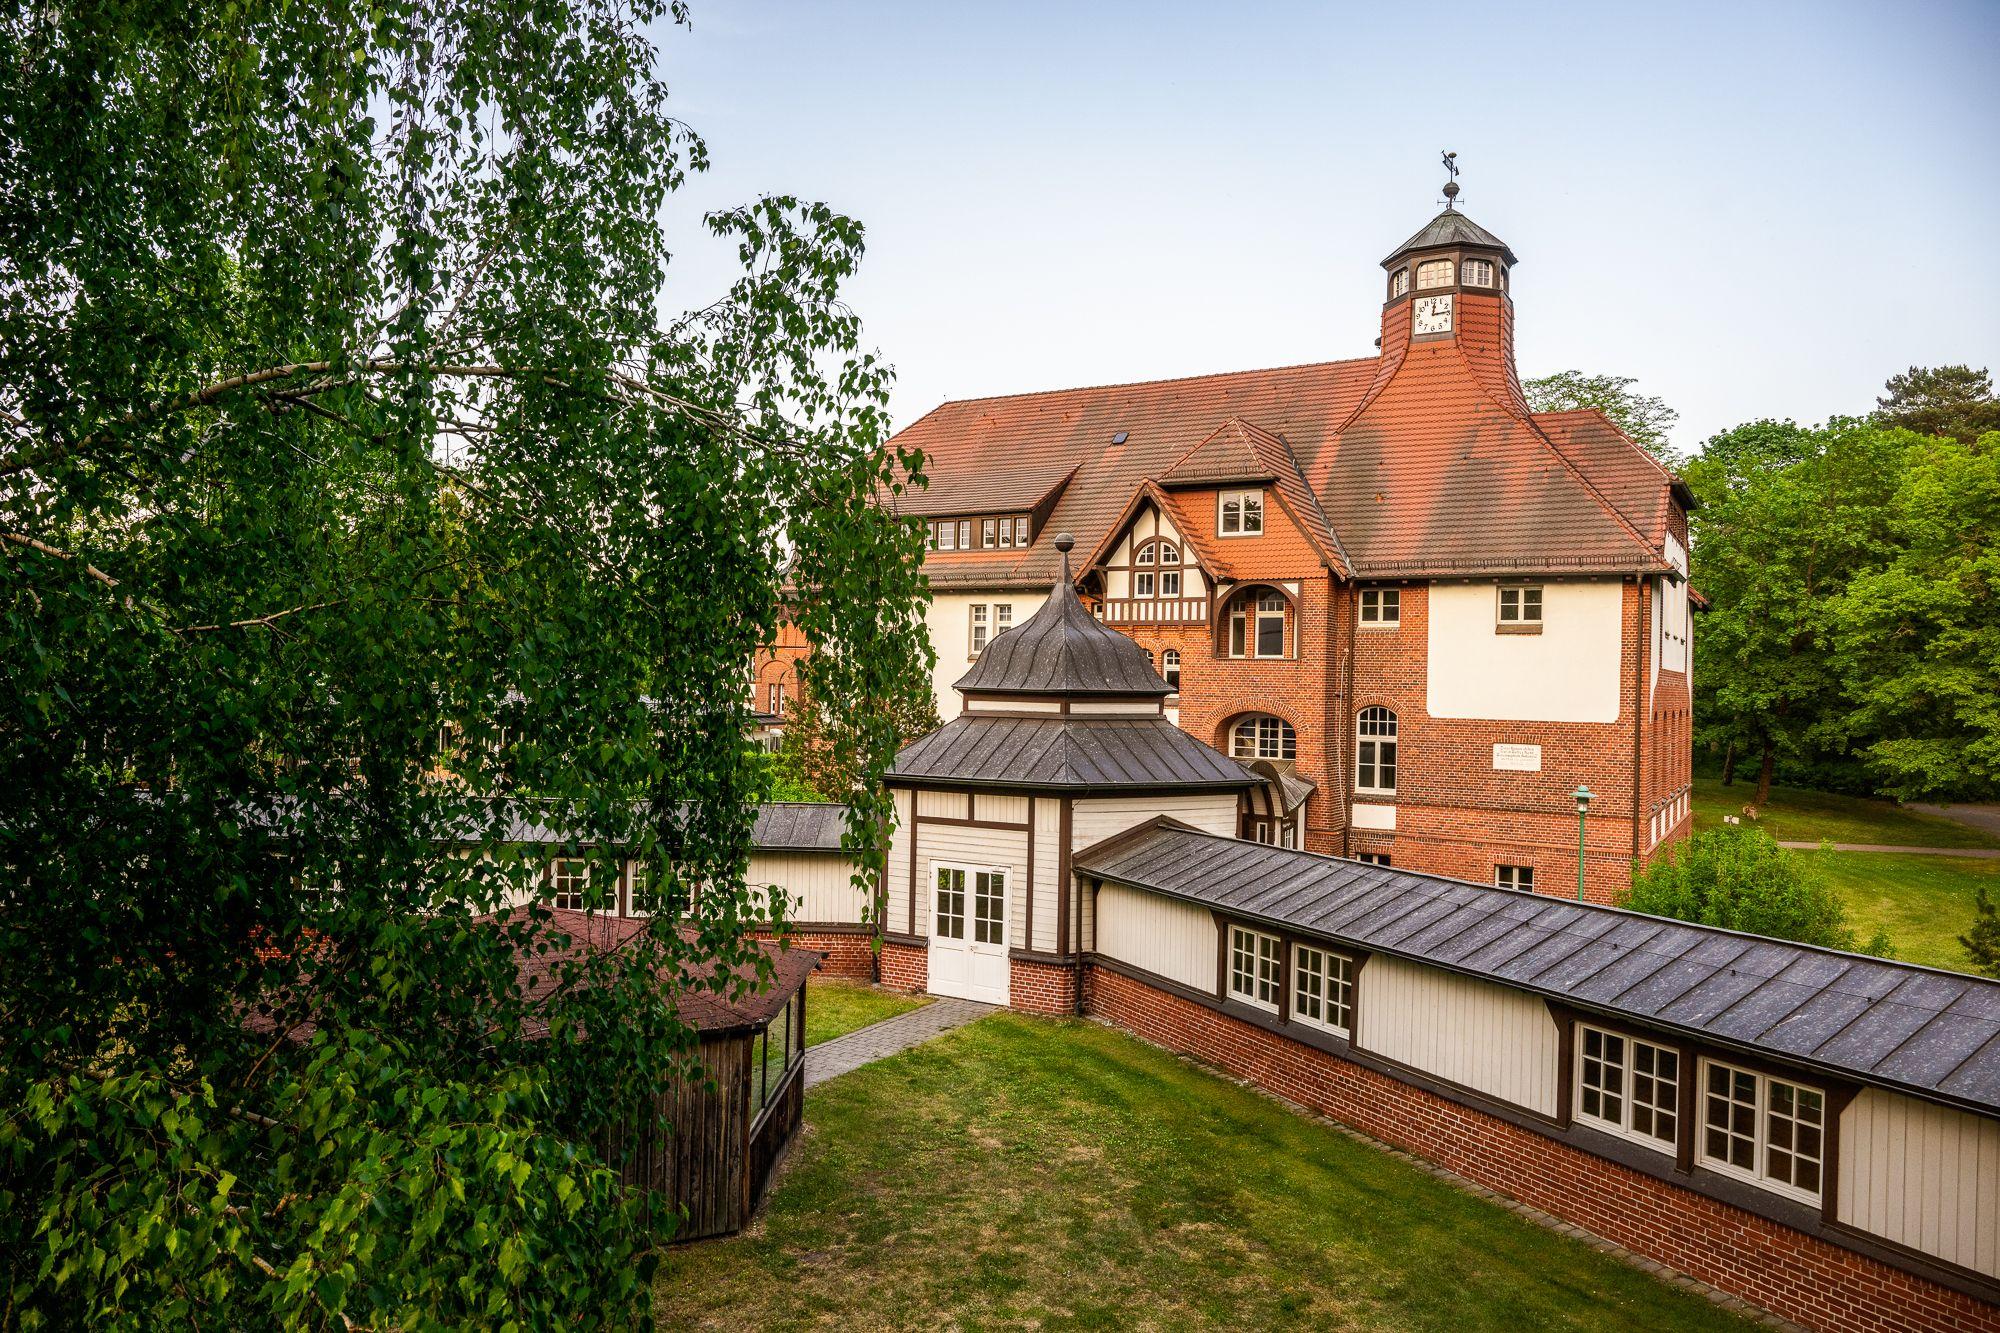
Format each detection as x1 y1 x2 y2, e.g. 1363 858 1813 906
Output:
918 355 1379 412
1535 407 1684 489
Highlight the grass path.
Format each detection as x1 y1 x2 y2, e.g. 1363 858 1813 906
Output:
659 1014 1751 1332
805 977 930 1048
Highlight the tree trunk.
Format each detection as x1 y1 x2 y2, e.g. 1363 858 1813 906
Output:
1754 740 1775 807
1720 739 1737 787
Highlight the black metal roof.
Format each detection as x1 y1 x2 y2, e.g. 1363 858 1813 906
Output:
1076 822 2000 1117
889 715 1257 793
952 539 1171 698
455 800 848 853
1382 207 1519 267
749 802 848 852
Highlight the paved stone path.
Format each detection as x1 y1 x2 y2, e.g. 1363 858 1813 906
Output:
805 996 995 1090
1777 840 2000 859
1906 801 2000 841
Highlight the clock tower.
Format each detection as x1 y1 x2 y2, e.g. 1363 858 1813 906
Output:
1373 170 1523 406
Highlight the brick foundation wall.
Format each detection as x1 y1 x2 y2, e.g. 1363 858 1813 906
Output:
752 928 877 981
879 940 927 994
1007 955 1079 1015
1083 964 2000 1333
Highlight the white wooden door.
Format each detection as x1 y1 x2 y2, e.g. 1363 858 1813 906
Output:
927 865 1008 1004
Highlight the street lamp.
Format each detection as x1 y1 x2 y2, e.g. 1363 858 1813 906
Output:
1573 785 1595 901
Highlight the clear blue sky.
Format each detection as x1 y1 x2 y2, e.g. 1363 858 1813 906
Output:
652 1 1999 453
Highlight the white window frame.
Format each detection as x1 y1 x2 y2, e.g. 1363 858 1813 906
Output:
1134 571 1155 598
1228 590 1288 659
1357 852 1390 867
981 517 997 548
1463 257 1496 287
1356 707 1398 795
936 521 957 551
1218 489 1265 536
1498 584 1544 627
1415 258 1454 289
957 520 972 549
1495 864 1534 892
1227 924 1281 1013
1161 648 1181 691
626 861 657 917
994 603 1013 636
547 857 590 912
1359 588 1400 627
1230 714 1297 762
1575 1024 1680 1154
1389 266 1410 298
1698 1058 1826 1205
1292 943 1354 1036
969 604 990 656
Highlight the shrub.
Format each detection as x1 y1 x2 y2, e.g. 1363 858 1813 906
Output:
1624 828 1889 955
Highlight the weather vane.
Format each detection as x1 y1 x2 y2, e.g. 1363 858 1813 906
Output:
1440 150 1461 209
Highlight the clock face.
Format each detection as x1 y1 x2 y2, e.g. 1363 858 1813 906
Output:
1413 293 1453 336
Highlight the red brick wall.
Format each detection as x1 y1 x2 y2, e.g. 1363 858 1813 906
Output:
1007 956 1079 1016
752 928 877 981
1084 965 1999 1333
879 940 927 994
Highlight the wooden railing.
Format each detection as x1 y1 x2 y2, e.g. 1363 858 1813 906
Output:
1099 597 1210 625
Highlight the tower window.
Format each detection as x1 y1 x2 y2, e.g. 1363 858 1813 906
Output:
1416 259 1454 289
1390 267 1410 298
1463 258 1495 287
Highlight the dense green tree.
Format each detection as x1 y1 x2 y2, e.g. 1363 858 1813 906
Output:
773 673 939 801
1624 829 1888 955
1874 364 2000 444
1831 434 2000 799
0 2 929 1326
1523 370 1683 465
1963 887 2000 979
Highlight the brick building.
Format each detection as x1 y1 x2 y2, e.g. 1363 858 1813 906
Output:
879 197 1695 901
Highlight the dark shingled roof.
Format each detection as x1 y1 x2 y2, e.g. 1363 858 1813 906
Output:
749 803 848 852
953 546 1172 698
890 715 1257 793
1382 206 1519 266
1077 822 2000 1117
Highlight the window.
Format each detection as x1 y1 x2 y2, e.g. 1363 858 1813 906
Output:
1134 540 1183 600
1416 258 1454 289
1161 648 1181 691
1230 714 1297 761
1228 925 1281 1012
1227 589 1287 658
1015 514 1031 545
973 870 1005 945
1496 864 1534 892
627 862 657 916
1160 568 1181 597
1701 1061 1825 1202
934 866 965 939
1463 258 1496 287
1218 490 1264 536
1356 707 1397 794
547 858 589 911
1358 852 1390 867
1293 944 1354 1035
1390 266 1410 298
1498 585 1544 629
998 517 1014 547
937 521 956 551
767 681 787 716
1577 1026 1679 1151
1359 588 1400 626
958 520 972 549
970 604 989 656
982 517 997 547
995 603 1013 635
1135 571 1154 598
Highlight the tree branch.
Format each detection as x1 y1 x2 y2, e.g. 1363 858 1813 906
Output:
1 531 120 589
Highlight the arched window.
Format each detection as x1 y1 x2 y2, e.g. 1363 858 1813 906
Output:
1227 588 1288 659
1463 258 1495 287
1133 539 1184 599
1390 267 1410 298
1416 259 1454 289
1231 714 1297 762
1161 648 1181 691
1356 707 1398 794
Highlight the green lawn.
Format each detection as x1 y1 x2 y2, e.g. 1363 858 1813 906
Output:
658 1014 1751 1332
1692 775 2000 848
804 977 930 1048
1806 850 2000 972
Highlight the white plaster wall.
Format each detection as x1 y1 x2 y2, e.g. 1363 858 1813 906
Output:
1426 580 1624 724
925 590 1048 719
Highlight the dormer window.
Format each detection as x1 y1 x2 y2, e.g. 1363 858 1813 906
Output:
1416 259 1454 289
1463 258 1495 287
1390 267 1410 298
1218 490 1263 536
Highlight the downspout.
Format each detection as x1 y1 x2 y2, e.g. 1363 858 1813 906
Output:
1631 577 1647 869
1340 580 1358 858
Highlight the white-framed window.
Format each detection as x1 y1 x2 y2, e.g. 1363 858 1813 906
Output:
933 864 1006 946
982 517 997 548
1218 490 1264 536
1014 514 1031 546
1230 713 1297 761
547 858 590 911
1228 924 1281 1012
767 681 788 716
933 865 966 939
957 520 972 549
1577 1025 1679 1152
995 603 1013 636
627 862 657 916
1498 584 1544 628
936 521 957 551
970 604 990 656
1357 852 1390 867
1292 944 1354 1035
1416 258 1454 289
1356 707 1397 794
998 516 1014 547
1227 589 1287 658
1496 864 1534 892
1135 571 1155 598
1161 648 1181 691
1463 258 1496 287
1700 1060 1826 1203
1359 588 1400 626
1390 266 1410 297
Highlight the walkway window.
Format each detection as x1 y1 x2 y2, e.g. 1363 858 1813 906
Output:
1293 945 1353 1035
1227 589 1287 658
1231 714 1296 762
1701 1061 1825 1203
1162 648 1181 691
1577 1025 1679 1152
1356 707 1398 794
1228 924 1281 1012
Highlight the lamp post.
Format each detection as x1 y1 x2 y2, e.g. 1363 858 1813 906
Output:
1573 785 1595 902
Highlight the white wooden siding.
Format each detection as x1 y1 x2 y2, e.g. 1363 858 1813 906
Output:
1072 793 1239 847
917 789 972 819
1068 699 1163 716
976 793 1031 824
886 788 914 933
750 852 867 925
1838 1088 2000 1279
1357 956 1559 1116
1094 883 1215 992
1031 796 1061 953
917 822 1029 944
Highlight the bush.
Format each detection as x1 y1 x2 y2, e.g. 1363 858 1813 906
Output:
1624 828 1890 955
